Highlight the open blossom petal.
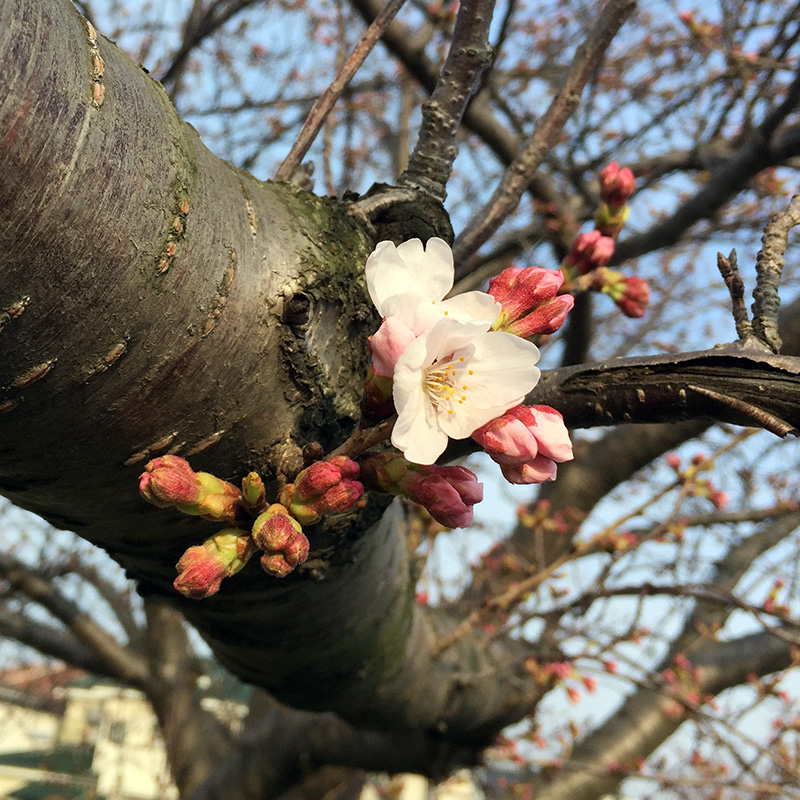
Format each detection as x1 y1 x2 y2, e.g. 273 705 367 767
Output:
392 318 540 464
380 290 499 335
366 238 454 314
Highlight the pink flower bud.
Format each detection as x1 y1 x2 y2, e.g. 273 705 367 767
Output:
140 457 242 522
708 490 729 509
174 530 255 599
359 453 482 528
488 266 574 337
564 231 615 275
407 466 482 528
473 405 573 484
616 275 650 318
279 458 363 525
488 267 562 318
252 504 310 577
594 269 651 318
505 295 575 337
500 459 558 484
599 162 635 208
140 456 200 508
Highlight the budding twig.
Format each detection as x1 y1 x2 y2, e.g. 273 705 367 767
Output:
275 0 408 184
751 194 800 353
716 249 754 345
453 0 637 263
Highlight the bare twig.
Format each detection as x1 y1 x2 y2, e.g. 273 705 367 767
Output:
0 555 148 685
453 0 636 263
397 0 498 201
716 249 755 344
275 0 409 183
752 194 800 353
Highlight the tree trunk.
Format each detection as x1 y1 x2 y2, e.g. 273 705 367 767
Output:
0 0 538 754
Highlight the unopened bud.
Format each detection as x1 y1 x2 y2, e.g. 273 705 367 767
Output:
279 457 363 525
140 456 242 522
594 269 650 318
488 267 574 337
473 405 573 485
563 231 615 275
252 504 309 577
174 529 255 599
140 456 200 508
360 452 482 528
241 472 266 513
598 162 635 208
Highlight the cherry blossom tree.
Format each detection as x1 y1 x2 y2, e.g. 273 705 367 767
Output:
2 0 800 798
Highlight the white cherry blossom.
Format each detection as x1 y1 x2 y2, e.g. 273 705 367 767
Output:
365 239 500 375
392 317 540 464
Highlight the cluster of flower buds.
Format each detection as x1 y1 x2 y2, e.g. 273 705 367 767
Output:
666 452 729 508
472 405 573 484
141 455 364 598
279 456 363 525
558 162 650 318
488 266 574 337
359 451 482 528
252 504 310 577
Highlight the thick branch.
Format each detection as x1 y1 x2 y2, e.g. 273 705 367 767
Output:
142 597 234 797
190 696 478 800
530 345 800 435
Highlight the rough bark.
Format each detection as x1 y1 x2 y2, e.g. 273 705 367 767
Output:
0 0 539 756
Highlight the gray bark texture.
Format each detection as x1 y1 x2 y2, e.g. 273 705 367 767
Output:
2 1 800 796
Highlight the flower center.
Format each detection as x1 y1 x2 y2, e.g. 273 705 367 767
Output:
423 356 473 416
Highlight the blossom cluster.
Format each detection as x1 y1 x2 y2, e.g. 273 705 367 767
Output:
360 237 575 518
139 163 652 597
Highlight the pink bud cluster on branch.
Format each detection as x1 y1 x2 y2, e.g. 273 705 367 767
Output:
359 451 482 528
561 162 651 318
140 455 363 598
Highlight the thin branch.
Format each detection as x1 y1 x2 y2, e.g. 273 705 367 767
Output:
453 0 636 263
752 194 800 353
0 607 109 675
716 249 755 345
275 0 409 183
68 560 143 643
0 555 148 686
398 0 498 201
